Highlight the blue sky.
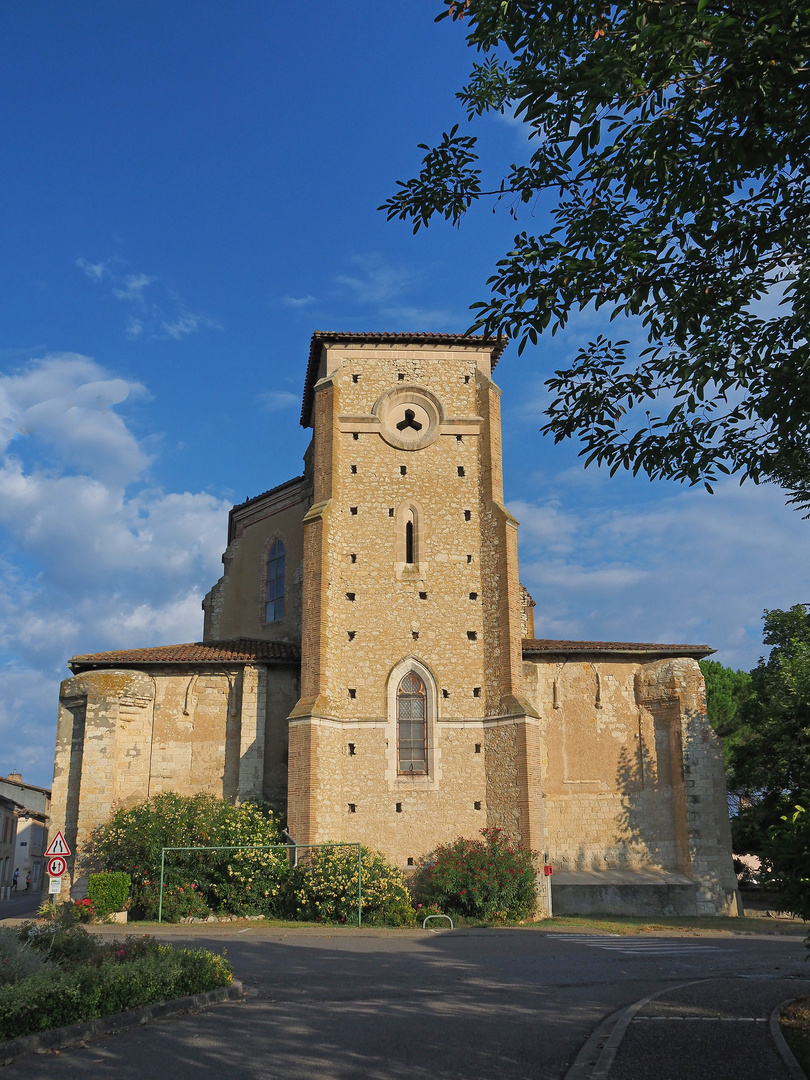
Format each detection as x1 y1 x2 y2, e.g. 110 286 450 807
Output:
2 2 808 787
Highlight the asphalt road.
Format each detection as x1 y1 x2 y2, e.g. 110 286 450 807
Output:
1 925 808 1080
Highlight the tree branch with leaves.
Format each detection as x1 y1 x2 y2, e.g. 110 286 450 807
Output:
382 0 810 510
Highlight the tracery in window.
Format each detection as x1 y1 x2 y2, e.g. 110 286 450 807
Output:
265 538 286 623
397 672 427 774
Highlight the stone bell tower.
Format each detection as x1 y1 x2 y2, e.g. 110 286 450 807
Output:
287 332 544 867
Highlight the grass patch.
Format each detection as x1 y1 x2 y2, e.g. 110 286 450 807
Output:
780 997 810 1077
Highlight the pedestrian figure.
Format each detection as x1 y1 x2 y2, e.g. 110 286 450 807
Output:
25 872 31 891
11 868 18 892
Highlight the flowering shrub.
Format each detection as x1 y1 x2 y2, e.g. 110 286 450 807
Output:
291 844 415 926
413 828 538 921
74 898 96 923
91 793 288 921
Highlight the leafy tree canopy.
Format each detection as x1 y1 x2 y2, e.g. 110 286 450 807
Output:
382 0 810 511
716 604 810 856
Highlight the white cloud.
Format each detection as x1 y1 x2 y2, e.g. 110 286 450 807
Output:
162 309 222 339
511 478 810 669
0 354 229 786
256 390 299 412
112 273 157 303
76 257 111 282
280 295 316 309
335 253 415 305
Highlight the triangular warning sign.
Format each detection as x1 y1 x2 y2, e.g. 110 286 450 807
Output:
44 830 71 858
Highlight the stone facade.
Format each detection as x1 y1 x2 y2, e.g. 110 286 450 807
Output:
49 331 740 915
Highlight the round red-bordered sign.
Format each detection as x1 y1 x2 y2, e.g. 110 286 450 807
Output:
48 856 67 877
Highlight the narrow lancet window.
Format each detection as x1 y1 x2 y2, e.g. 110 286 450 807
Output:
405 519 414 564
397 672 427 774
265 539 286 622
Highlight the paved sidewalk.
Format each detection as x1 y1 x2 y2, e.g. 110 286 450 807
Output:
576 977 810 1080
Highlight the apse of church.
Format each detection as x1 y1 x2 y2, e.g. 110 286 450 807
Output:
50 332 740 916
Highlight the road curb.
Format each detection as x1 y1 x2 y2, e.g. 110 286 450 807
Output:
563 980 702 1080
770 998 807 1080
0 980 244 1067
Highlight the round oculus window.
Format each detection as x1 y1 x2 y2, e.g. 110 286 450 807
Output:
374 386 443 450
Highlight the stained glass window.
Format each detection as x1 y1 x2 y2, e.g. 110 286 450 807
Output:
397 672 427 773
265 539 285 623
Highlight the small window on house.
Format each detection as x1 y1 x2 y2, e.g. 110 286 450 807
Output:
467 631 477 641
351 464 357 474
400 465 407 476
348 803 356 813
473 686 481 697
411 630 419 640
389 507 395 517
397 672 427 774
348 743 356 756
395 803 402 813
265 539 286 623
398 373 405 381
464 510 472 521
467 554 473 563
457 466 465 477
346 592 356 602
406 520 415 564
419 591 427 600
456 434 463 442
475 743 481 753
469 592 478 600
348 688 356 699
352 373 360 383
350 553 357 563
407 857 414 866
442 688 449 699
464 374 471 384
347 631 356 641
353 432 359 440
351 506 358 515
474 801 481 811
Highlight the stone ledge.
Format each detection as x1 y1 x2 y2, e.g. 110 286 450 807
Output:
0 980 243 1066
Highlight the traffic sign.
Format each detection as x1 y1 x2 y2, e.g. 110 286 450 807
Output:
48 877 62 894
44 831 71 858
48 856 67 877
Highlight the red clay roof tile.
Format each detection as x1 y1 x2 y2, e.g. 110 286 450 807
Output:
69 637 301 672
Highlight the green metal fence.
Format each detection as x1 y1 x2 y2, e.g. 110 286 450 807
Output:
157 842 363 925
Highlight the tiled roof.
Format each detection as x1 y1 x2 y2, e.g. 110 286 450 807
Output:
522 638 713 658
69 638 301 672
301 331 509 426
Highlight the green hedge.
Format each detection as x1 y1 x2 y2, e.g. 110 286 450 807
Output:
0 945 232 1041
87 872 131 918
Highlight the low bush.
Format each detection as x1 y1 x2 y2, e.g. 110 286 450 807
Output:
291 844 415 926
0 929 55 986
412 828 538 921
0 944 233 1041
87 872 131 917
18 916 106 969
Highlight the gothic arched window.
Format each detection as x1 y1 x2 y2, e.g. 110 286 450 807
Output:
265 538 286 623
397 672 427 774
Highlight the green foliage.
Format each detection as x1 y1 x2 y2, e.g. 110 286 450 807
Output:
413 828 538 921
17 914 106 969
699 659 752 784
0 929 55 986
291 844 416 926
87 872 131 917
765 804 810 926
719 605 810 862
91 793 288 920
0 944 232 1041
382 0 810 509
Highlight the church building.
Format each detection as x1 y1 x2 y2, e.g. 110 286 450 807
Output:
51 332 740 916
